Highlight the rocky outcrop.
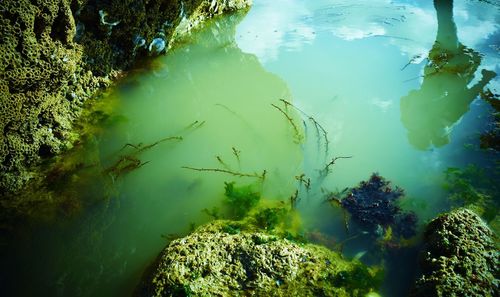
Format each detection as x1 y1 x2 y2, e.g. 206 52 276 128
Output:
411 208 499 297
136 220 382 297
0 0 251 194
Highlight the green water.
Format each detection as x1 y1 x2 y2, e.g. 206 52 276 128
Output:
1 1 499 296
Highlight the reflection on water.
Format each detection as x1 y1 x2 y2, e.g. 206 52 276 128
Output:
400 0 496 150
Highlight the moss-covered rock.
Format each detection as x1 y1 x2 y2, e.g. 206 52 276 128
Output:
137 220 382 297
411 208 499 297
0 0 251 201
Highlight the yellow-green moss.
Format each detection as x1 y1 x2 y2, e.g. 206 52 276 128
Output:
137 220 382 297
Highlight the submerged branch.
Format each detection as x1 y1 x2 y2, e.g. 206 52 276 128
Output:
106 136 182 180
183 120 206 131
136 136 183 153
216 156 231 171
323 156 353 173
295 173 311 191
271 103 302 142
182 166 265 180
232 147 241 169
279 99 329 158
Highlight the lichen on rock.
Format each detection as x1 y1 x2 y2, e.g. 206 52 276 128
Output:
411 208 499 297
136 220 382 297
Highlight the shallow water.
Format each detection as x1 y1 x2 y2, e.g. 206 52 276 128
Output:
1 1 499 296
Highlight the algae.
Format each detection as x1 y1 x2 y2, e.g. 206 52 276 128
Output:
224 181 261 219
137 220 383 297
411 208 499 297
443 164 499 223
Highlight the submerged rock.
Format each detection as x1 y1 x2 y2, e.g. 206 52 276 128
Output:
136 220 382 297
411 208 499 297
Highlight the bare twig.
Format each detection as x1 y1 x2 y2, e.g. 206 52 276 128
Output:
232 147 241 168
183 120 205 131
322 156 353 174
182 166 265 180
279 99 329 158
400 54 423 71
271 103 302 142
295 173 311 191
136 136 183 153
216 156 231 170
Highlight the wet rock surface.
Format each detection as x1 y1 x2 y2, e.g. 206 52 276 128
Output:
136 220 381 297
411 208 499 297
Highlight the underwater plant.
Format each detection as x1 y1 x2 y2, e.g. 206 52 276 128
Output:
279 98 330 159
479 89 500 151
443 164 499 222
254 207 288 231
223 181 261 219
271 103 303 143
104 136 182 181
329 173 418 239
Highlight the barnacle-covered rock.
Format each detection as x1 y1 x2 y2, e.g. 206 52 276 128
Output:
411 208 499 297
0 0 101 194
136 220 382 297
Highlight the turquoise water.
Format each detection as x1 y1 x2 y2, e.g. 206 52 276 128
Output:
1 1 499 296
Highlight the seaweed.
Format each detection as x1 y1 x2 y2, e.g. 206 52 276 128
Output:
479 89 500 151
295 174 311 191
289 189 299 210
221 223 241 235
254 207 287 231
279 98 330 161
271 103 303 143
105 136 182 180
331 173 418 239
331 265 384 296
443 164 499 222
202 207 221 220
224 181 261 219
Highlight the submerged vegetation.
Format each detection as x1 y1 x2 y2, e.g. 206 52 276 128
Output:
223 181 261 219
443 164 499 224
328 173 418 240
479 89 500 151
105 136 183 181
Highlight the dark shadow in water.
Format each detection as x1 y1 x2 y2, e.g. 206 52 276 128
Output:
400 0 496 150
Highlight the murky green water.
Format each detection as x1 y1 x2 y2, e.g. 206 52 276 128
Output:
1 1 498 296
